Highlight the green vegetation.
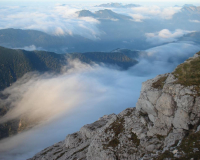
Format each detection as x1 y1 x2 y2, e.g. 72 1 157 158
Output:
177 131 200 160
0 46 64 90
105 138 120 148
0 46 138 91
155 131 200 160
173 53 200 95
105 117 125 136
152 76 168 89
156 135 165 141
155 150 174 160
71 52 137 69
129 133 140 146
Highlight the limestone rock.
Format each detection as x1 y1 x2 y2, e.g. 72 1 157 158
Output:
176 95 194 113
173 108 190 130
155 93 175 116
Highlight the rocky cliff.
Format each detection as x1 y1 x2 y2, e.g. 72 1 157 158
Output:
30 52 200 160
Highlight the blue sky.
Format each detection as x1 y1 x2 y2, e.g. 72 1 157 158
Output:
1 0 200 6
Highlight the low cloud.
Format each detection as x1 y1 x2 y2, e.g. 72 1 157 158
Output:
189 19 200 23
0 4 102 40
130 13 147 22
0 42 200 160
131 6 181 19
146 29 194 45
14 45 44 51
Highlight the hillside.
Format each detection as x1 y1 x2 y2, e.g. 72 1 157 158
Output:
0 28 93 53
0 46 64 91
71 52 137 69
0 46 138 140
77 9 132 20
0 46 137 91
30 52 200 160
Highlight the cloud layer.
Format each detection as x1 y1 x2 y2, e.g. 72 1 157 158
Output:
0 4 101 40
146 29 194 45
0 41 200 160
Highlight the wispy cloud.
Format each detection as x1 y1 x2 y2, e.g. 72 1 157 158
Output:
0 41 200 160
189 19 200 23
0 4 102 40
131 6 181 19
145 29 194 45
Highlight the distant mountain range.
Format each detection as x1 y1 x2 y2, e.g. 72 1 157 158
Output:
0 6 200 54
0 28 94 53
77 9 132 21
181 6 200 12
95 3 140 8
0 46 138 91
179 31 200 43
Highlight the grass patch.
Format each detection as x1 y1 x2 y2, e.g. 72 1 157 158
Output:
105 117 125 136
129 133 140 146
176 131 200 160
172 55 200 95
154 150 174 160
156 134 165 141
152 76 168 89
106 138 120 148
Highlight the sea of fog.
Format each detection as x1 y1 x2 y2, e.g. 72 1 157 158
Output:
0 42 199 160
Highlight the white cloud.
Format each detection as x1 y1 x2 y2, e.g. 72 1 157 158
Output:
131 6 181 19
145 29 194 45
0 41 200 160
0 4 102 40
189 19 200 23
14 45 44 51
130 13 147 22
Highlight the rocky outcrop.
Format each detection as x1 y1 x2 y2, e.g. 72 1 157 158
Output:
30 53 200 160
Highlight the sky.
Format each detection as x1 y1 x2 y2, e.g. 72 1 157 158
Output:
1 0 200 6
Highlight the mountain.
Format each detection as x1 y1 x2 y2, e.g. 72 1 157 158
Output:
0 46 137 92
0 46 138 140
30 51 200 160
179 31 200 43
0 28 95 53
181 6 200 12
77 9 132 21
77 10 96 18
71 52 137 69
0 28 149 52
95 3 140 8
0 46 64 91
111 48 140 59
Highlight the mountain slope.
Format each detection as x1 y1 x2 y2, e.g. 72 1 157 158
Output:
0 46 64 91
30 51 200 160
0 46 137 91
77 9 132 20
0 28 93 53
0 46 137 140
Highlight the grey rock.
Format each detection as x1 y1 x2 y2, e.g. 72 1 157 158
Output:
173 109 190 130
176 95 194 113
136 98 157 117
155 93 175 116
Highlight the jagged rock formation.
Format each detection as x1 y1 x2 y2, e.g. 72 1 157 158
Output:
30 53 200 160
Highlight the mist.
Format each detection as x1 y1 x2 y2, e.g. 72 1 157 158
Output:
0 40 199 159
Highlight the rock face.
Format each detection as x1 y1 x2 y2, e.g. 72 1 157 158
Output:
30 53 200 160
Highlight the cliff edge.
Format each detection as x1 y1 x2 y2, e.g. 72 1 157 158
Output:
30 52 200 160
